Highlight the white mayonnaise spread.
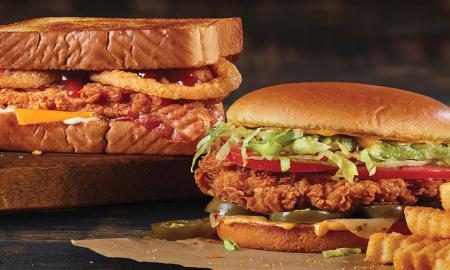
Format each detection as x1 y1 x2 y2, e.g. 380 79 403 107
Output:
63 117 99 125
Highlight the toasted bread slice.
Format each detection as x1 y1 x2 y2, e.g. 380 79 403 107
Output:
0 17 243 70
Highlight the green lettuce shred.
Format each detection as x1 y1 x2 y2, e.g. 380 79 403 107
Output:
241 128 261 165
357 149 376 176
291 136 330 155
322 248 361 258
191 123 450 181
224 238 240 251
279 156 291 172
320 150 358 182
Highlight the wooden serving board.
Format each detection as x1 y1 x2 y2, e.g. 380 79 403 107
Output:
0 152 203 212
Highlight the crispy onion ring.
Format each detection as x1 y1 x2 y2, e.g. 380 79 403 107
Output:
90 58 242 100
0 70 59 89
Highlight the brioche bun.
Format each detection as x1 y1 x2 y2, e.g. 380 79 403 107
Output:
227 82 450 143
216 219 410 253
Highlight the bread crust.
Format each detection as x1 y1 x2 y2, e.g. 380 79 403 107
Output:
0 17 243 70
217 220 409 253
0 113 197 154
227 82 450 143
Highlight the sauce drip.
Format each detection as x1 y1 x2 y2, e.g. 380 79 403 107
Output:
61 72 90 98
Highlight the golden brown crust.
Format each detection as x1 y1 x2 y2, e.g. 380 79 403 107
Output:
440 182 450 211
216 221 370 253
105 120 196 155
366 232 426 264
227 82 450 143
404 206 450 238
0 17 243 70
91 58 242 100
0 70 58 88
0 113 197 154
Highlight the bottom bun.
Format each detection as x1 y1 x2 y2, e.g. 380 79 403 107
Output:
0 112 197 154
216 220 409 253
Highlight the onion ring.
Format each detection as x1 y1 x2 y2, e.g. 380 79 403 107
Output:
90 58 242 100
0 70 58 89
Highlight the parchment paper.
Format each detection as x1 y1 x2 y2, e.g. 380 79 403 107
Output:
72 237 392 269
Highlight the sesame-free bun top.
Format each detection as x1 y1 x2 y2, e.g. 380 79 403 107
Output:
227 82 450 143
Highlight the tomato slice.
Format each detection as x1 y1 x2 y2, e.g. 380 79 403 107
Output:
227 148 450 179
358 165 450 180
227 148 336 173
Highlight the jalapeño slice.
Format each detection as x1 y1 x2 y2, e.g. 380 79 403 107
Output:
358 205 405 219
269 209 344 223
205 198 254 216
150 218 215 241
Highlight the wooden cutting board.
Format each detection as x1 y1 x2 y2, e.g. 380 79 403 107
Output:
0 152 203 212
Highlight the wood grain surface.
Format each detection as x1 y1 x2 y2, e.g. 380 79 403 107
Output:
0 199 210 269
0 152 203 212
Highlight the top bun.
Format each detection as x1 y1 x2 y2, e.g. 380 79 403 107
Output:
227 82 450 143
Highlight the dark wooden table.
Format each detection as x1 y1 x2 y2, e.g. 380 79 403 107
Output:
0 199 211 269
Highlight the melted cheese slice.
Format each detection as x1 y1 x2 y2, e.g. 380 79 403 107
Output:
222 216 297 230
15 108 94 125
222 215 399 239
314 218 399 239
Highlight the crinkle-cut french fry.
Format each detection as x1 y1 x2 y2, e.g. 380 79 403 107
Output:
433 244 450 270
440 182 450 212
405 206 450 239
393 239 435 270
366 232 426 264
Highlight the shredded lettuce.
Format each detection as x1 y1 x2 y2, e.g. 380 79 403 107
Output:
321 136 355 151
223 238 240 251
320 150 358 182
279 156 291 172
241 128 261 165
322 248 361 258
191 122 236 171
291 136 330 155
247 142 281 160
192 123 450 181
357 149 376 176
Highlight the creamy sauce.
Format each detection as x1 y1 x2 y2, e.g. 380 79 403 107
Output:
63 117 99 125
221 215 399 239
0 106 15 113
356 137 382 148
314 218 399 239
222 216 297 230
314 221 347 236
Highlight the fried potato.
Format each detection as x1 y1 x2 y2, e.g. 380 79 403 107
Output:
405 206 450 239
440 182 450 212
433 244 450 270
0 70 58 88
393 239 434 270
366 232 426 264
393 239 450 270
90 58 242 100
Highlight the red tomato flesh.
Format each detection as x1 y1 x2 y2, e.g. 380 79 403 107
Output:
227 148 450 179
227 148 336 173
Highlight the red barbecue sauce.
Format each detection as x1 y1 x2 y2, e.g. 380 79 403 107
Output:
61 72 89 98
137 65 218 86
138 68 200 86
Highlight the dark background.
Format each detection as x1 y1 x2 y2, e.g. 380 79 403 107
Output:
0 0 449 105
0 1 449 269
